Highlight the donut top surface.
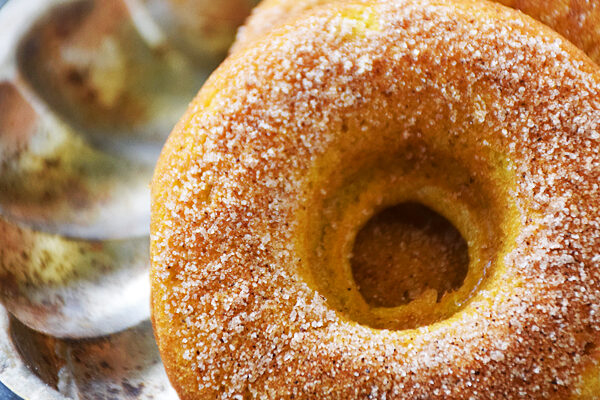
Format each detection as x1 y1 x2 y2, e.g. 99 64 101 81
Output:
151 0 600 398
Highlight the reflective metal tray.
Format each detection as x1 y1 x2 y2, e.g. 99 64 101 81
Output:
0 0 256 397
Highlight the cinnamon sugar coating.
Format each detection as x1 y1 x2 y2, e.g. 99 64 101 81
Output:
151 0 600 398
233 0 600 65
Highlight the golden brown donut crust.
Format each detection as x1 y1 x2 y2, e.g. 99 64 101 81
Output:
151 0 600 398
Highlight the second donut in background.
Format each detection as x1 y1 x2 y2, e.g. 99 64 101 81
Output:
233 0 600 65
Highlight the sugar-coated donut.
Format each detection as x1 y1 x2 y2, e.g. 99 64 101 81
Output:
231 0 600 329
495 0 600 63
232 0 600 65
151 0 600 398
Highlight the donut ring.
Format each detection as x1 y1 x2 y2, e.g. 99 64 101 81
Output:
232 0 600 325
151 0 600 398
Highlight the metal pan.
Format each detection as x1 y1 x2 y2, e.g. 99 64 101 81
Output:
0 0 257 397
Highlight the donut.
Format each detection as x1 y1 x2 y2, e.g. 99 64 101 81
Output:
495 0 600 63
150 0 600 398
230 0 600 338
228 0 600 394
232 0 600 65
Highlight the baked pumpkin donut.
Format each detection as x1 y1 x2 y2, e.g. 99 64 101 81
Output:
151 0 600 398
232 0 600 64
496 0 600 63
231 0 600 337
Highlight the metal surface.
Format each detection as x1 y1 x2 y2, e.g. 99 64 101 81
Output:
0 306 178 399
0 0 257 397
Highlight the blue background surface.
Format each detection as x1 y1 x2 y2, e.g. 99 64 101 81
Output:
0 381 21 400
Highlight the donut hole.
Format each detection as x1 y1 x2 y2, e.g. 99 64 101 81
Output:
350 202 469 308
298 144 514 331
